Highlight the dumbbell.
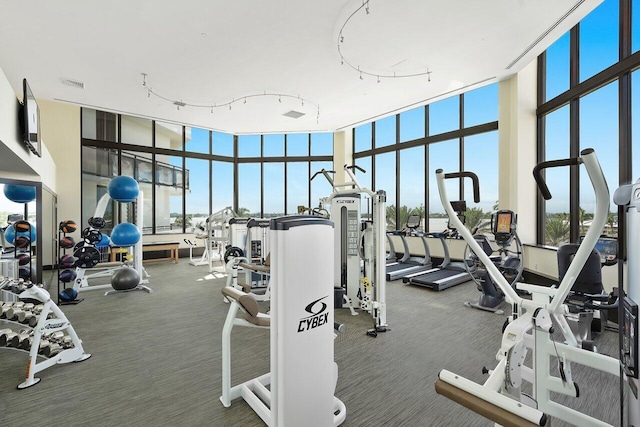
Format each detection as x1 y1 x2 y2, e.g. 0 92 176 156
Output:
0 330 20 346
17 304 44 324
42 342 62 357
19 337 51 352
1 301 23 319
27 312 52 328
0 328 13 345
0 329 29 348
6 302 35 321
9 331 32 348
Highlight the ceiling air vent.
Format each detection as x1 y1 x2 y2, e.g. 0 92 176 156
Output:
506 0 586 70
283 110 305 119
61 78 85 89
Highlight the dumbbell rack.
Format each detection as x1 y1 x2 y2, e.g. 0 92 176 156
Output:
0 283 91 389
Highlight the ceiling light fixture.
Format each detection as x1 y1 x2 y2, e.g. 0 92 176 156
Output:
141 73 321 123
337 0 432 82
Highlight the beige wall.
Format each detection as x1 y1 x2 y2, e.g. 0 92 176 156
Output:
38 100 81 231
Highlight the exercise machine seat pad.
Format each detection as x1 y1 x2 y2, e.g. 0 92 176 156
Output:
221 286 270 327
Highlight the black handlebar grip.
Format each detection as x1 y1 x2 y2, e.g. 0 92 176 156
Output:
345 164 366 173
532 158 580 200
443 171 480 203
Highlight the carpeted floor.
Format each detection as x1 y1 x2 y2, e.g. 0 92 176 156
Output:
0 261 622 426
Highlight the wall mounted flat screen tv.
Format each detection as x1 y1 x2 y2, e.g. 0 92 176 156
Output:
21 78 41 157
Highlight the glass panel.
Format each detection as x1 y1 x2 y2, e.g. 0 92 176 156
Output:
264 134 285 157
212 161 234 213
354 123 372 153
122 151 153 234
286 162 309 214
355 156 372 216
82 108 118 142
311 132 333 156
544 105 571 245
399 146 425 230
184 127 209 154
155 155 183 234
464 84 498 127
428 139 459 232
579 0 619 83
263 162 284 217
213 131 234 157
579 81 618 237
429 96 460 136
634 0 640 53
374 152 396 229
185 158 210 233
310 161 333 209
238 163 261 217
81 147 118 233
633 70 640 179
121 116 153 147
399 106 425 143
238 135 261 158
154 121 183 150
286 133 309 157
545 32 570 102
374 115 396 148
464 132 498 230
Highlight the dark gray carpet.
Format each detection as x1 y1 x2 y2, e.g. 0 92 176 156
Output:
0 263 622 426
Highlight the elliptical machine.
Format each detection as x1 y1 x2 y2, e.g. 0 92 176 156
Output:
464 210 523 314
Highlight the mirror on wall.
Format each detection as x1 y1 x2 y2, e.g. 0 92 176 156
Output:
0 179 57 284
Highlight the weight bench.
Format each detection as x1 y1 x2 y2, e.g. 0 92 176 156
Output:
110 242 179 263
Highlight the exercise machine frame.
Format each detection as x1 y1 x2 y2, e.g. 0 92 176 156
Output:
434 149 626 427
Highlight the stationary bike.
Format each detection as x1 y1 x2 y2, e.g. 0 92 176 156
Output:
463 210 523 314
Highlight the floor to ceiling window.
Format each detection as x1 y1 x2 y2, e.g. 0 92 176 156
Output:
537 0 638 245
81 110 331 233
353 83 499 232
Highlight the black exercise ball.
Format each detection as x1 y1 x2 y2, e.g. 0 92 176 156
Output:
60 235 76 249
16 253 30 266
59 287 78 302
59 269 77 283
18 266 31 280
111 267 140 291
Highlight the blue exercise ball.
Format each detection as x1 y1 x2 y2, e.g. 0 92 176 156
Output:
4 226 15 244
111 267 140 291
108 176 139 203
1 225 33 244
111 223 141 247
96 233 111 248
3 185 36 204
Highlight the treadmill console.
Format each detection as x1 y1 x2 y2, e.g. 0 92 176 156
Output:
492 210 517 246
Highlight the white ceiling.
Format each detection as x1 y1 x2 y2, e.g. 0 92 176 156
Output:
0 0 601 135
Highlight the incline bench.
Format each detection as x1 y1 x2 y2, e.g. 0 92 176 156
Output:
110 242 180 264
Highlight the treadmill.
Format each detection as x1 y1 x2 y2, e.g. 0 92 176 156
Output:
385 214 433 281
403 203 471 291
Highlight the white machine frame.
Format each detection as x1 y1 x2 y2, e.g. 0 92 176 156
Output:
83 189 151 295
220 216 346 426
14 284 91 388
187 206 236 271
316 165 388 333
435 149 627 427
